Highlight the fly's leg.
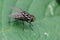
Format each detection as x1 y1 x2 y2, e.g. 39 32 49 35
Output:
23 21 24 31
8 19 18 23
8 19 17 23
22 21 24 26
29 22 33 31
21 20 25 31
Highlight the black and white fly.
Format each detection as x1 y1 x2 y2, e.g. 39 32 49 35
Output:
9 6 34 30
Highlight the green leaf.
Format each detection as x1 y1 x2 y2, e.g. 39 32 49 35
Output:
0 0 60 40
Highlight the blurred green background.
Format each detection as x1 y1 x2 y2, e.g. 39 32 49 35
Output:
0 0 60 40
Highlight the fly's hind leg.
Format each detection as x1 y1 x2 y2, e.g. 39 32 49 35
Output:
8 19 18 23
21 20 25 31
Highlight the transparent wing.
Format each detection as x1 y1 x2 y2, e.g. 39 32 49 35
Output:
10 6 23 13
9 12 24 18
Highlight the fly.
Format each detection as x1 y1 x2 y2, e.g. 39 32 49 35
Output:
9 6 34 30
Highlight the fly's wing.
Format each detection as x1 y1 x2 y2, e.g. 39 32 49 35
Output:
9 6 31 20
10 6 23 13
9 6 25 19
10 12 24 19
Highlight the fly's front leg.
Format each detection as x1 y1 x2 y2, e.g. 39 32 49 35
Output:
29 22 33 31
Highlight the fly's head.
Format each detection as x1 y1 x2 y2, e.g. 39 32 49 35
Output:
27 15 34 22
